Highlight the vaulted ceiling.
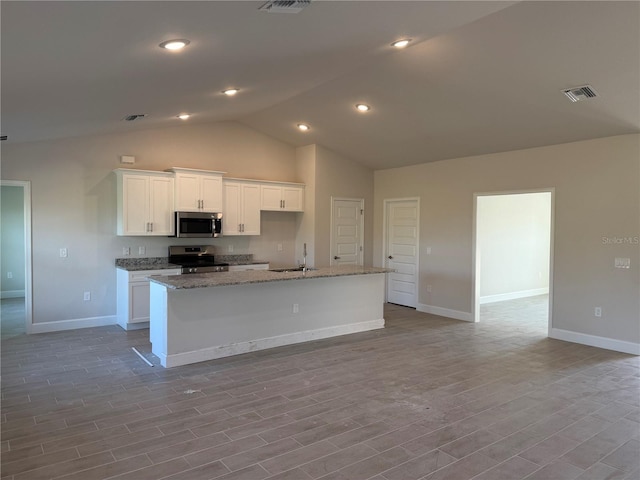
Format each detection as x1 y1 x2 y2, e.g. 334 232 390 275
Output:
2 1 638 169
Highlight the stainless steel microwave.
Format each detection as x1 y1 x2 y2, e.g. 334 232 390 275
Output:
174 212 222 238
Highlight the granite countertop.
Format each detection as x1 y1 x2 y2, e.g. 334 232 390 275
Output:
149 265 393 290
115 257 181 271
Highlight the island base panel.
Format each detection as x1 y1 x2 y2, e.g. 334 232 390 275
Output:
150 273 385 368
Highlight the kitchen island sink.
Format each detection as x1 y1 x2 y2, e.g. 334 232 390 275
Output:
268 267 317 272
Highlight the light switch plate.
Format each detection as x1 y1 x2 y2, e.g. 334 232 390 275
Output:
59 248 68 258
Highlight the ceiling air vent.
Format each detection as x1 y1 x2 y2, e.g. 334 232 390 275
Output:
259 0 311 14
122 114 147 122
562 85 598 103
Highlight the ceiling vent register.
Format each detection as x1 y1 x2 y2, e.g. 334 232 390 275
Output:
562 85 598 102
122 114 148 122
259 0 311 14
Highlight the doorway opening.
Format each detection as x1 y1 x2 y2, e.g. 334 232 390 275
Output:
383 198 420 308
473 190 553 335
0 180 32 338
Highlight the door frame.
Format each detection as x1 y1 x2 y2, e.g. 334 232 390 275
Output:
472 188 555 337
329 197 364 266
382 197 420 306
1 180 33 334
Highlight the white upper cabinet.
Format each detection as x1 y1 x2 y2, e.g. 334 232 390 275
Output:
169 168 224 212
223 180 261 236
115 169 174 236
260 183 304 212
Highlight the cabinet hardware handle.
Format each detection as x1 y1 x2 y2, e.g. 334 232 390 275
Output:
334 256 340 260
388 255 393 259
150 222 153 232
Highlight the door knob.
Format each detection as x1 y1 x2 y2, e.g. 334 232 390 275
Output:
388 255 393 259
334 256 340 260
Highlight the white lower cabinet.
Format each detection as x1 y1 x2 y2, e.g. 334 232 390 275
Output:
117 268 181 330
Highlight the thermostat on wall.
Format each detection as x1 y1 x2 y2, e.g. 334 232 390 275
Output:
120 155 135 164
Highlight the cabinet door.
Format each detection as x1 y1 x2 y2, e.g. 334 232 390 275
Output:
130 282 151 323
282 186 304 212
121 175 149 235
174 173 201 211
241 184 262 235
223 182 241 235
201 175 223 212
149 176 174 235
260 185 283 211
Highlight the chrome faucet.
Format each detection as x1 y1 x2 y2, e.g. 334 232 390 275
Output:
302 243 307 272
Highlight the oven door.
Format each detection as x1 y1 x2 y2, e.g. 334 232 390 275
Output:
175 212 222 238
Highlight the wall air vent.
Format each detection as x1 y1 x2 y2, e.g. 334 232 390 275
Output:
122 114 148 122
259 0 311 14
0 135 7 141
562 85 598 102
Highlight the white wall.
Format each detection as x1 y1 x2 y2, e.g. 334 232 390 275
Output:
478 192 551 302
0 121 302 326
314 145 374 267
374 134 640 348
294 144 374 268
0 185 25 296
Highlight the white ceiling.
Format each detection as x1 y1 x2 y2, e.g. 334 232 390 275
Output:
2 1 639 169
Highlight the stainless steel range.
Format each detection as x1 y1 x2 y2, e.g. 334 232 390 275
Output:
168 245 229 274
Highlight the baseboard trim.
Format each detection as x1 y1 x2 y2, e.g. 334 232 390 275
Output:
417 304 473 322
1 290 25 299
117 321 150 331
550 328 640 356
30 315 117 334
162 319 385 368
480 288 549 304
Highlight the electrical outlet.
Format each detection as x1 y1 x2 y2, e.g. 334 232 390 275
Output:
7 272 12 279
426 247 432 255
138 246 146 255
426 284 432 293
122 247 130 256
59 248 68 258
292 303 299 313
228 244 234 253
277 243 283 252
83 291 91 301
594 307 602 317
615 258 630 269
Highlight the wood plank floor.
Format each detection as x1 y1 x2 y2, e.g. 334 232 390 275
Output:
1 300 639 480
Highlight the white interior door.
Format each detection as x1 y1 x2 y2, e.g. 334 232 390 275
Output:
385 199 419 307
331 198 363 265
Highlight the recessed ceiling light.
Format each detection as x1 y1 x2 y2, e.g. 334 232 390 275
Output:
177 113 191 120
222 88 240 96
297 123 310 131
391 39 411 48
159 39 190 51
355 104 370 112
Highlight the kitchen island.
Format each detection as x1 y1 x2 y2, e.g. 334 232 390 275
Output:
148 266 390 368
